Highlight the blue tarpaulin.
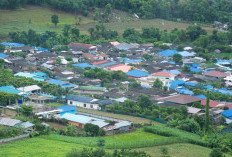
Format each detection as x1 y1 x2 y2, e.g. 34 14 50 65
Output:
222 109 232 119
195 94 206 99
126 69 149 78
169 80 185 89
158 49 178 57
1 42 24 47
0 53 8 59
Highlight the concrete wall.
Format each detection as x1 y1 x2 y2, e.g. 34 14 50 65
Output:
67 100 99 110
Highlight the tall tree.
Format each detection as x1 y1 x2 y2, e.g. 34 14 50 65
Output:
205 91 210 133
51 14 59 26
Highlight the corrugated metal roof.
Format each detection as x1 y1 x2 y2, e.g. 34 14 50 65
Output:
89 120 109 128
0 85 22 94
97 62 117 68
158 49 178 57
47 79 65 85
57 105 77 112
0 53 8 59
17 85 41 92
60 113 100 124
0 118 21 126
178 51 195 57
66 94 95 103
73 63 96 69
126 69 149 78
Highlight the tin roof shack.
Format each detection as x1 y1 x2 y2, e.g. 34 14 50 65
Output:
0 117 34 132
60 113 108 128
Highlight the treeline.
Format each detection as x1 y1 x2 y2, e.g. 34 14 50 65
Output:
9 24 232 61
1 0 232 23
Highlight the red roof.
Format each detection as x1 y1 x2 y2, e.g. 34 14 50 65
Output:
201 99 226 108
152 72 174 77
68 42 93 49
91 60 109 65
203 71 228 78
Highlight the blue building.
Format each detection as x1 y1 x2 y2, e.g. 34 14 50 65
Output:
126 69 149 78
57 105 77 116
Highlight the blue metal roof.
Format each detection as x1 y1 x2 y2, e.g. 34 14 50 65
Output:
0 86 22 94
204 85 214 90
176 87 194 95
195 94 206 99
0 53 8 59
47 79 65 85
32 72 48 78
61 113 100 124
222 109 232 119
66 94 94 103
57 105 77 112
214 88 232 96
185 82 197 87
169 80 185 89
1 42 24 47
97 62 117 68
190 67 202 73
158 49 178 57
61 83 77 88
73 63 96 69
126 69 149 78
119 58 142 64
163 69 181 75
32 46 50 52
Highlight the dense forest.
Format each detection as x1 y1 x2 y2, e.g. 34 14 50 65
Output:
0 0 232 23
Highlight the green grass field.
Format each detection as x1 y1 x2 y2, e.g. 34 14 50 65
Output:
78 107 163 125
45 102 65 107
0 5 214 41
0 129 229 157
137 143 231 157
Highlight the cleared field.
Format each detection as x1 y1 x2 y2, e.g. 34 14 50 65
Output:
81 18 214 35
0 5 213 41
78 107 163 125
0 5 95 38
0 137 87 157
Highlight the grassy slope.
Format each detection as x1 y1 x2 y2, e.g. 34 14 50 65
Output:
0 129 227 157
137 143 231 157
0 5 213 41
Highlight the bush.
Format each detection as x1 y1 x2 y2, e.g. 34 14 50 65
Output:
209 148 223 157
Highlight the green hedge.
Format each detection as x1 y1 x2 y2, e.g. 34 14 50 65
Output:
144 126 209 147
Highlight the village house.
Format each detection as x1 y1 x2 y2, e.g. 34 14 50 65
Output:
203 71 228 81
66 94 100 110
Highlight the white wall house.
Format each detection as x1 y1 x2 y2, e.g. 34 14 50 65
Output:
67 94 99 110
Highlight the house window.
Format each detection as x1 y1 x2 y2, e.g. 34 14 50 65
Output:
90 105 93 108
70 101 73 105
84 104 86 107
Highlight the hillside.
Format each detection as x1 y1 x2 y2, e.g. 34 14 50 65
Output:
0 5 214 41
